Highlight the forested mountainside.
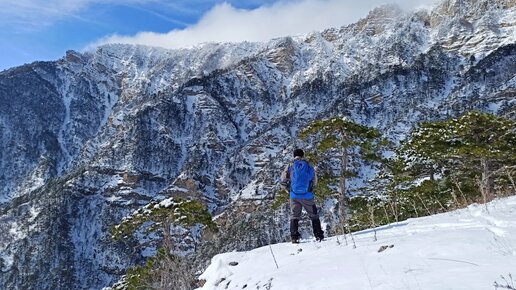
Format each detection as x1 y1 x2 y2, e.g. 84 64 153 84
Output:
0 0 514 289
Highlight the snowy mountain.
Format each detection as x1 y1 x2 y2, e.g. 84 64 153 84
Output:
0 0 515 289
198 196 516 290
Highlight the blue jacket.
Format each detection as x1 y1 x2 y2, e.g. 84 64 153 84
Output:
281 158 317 199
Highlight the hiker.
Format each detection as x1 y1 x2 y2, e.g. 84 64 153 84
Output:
281 149 324 243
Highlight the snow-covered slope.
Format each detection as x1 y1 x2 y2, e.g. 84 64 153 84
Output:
199 196 516 290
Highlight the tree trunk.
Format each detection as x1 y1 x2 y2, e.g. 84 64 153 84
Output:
481 158 493 201
450 190 459 209
339 142 348 223
433 194 447 212
452 176 468 206
368 204 377 241
506 168 516 194
159 222 194 290
382 203 390 223
410 199 419 218
389 198 399 222
160 221 175 290
416 192 431 215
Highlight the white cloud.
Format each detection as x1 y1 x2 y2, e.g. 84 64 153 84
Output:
90 0 439 50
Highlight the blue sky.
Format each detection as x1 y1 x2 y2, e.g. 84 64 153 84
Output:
0 0 436 71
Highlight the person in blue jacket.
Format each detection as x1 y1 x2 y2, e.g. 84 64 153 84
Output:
281 149 324 243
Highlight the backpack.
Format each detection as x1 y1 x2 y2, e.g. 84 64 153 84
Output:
289 160 314 194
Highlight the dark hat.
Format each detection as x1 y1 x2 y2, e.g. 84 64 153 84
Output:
293 149 304 158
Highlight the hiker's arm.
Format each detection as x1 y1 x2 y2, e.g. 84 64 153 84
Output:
280 165 290 190
312 167 318 187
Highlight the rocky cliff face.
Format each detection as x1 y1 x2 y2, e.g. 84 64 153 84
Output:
0 0 514 289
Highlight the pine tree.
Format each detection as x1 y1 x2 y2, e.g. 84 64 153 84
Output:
111 198 217 290
299 117 388 230
402 111 516 204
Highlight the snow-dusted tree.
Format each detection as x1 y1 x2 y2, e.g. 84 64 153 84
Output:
402 111 516 204
299 117 388 229
111 198 216 290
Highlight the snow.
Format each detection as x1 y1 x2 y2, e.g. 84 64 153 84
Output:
186 94 199 113
27 206 39 223
0 254 13 271
8 223 25 240
27 177 45 192
167 186 189 193
239 181 259 199
488 101 503 114
105 195 122 202
159 197 177 208
198 196 516 290
57 73 73 175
